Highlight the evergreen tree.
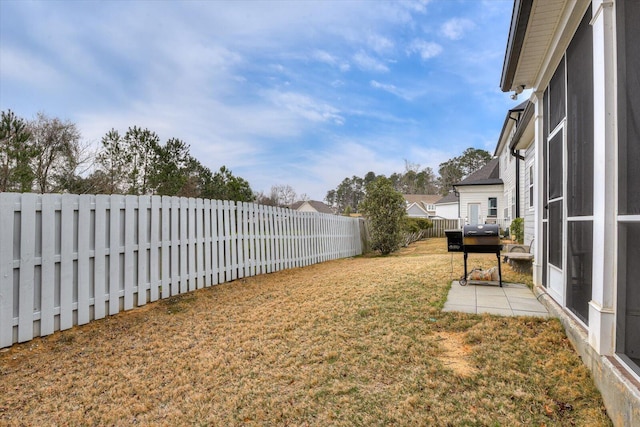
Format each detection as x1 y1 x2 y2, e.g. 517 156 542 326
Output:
359 177 406 255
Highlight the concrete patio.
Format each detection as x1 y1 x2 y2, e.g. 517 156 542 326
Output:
443 281 549 317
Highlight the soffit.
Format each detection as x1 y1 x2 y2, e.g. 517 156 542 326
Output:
503 0 568 92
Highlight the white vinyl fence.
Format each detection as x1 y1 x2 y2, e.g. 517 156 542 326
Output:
0 193 362 348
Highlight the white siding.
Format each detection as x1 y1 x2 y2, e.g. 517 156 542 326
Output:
406 203 429 218
500 140 517 227
297 202 317 212
524 144 535 249
457 184 505 227
435 203 458 219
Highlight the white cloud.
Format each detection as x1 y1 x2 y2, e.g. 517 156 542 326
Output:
367 34 394 54
441 18 475 40
407 39 443 60
370 80 415 101
0 46 63 88
370 80 399 93
398 0 432 14
312 50 338 66
267 91 344 125
353 51 389 73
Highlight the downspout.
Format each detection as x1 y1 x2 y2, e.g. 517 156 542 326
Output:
508 114 525 219
453 185 460 227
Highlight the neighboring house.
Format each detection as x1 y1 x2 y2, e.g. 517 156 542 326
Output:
500 0 639 423
434 192 459 220
289 200 335 214
495 100 536 249
493 100 530 237
452 158 505 228
403 194 440 218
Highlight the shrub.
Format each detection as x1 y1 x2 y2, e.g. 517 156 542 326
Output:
359 177 406 255
402 217 433 246
510 217 524 244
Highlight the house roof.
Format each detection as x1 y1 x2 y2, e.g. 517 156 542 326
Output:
493 100 529 157
290 200 334 214
500 0 535 92
454 158 502 187
435 192 459 205
501 0 585 93
510 100 535 151
403 194 441 205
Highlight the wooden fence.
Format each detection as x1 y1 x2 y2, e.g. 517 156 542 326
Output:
0 193 362 348
424 218 461 237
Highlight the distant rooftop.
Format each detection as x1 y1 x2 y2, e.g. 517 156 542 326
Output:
289 200 334 214
435 192 459 204
454 158 502 187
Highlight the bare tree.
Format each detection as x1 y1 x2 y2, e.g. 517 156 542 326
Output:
270 184 299 207
29 112 87 193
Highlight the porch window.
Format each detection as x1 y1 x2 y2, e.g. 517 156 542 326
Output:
528 164 534 208
565 5 593 325
488 197 497 217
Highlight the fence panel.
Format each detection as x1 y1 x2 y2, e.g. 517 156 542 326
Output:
77 195 92 323
41 194 57 336
149 196 161 302
94 195 107 319
0 192 362 348
426 218 461 237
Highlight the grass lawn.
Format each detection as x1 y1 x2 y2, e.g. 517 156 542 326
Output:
0 238 611 426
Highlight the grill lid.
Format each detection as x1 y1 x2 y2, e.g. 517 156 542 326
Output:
463 224 500 237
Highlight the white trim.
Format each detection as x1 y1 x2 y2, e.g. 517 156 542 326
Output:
567 216 594 221
590 0 614 26
590 0 618 356
618 215 640 222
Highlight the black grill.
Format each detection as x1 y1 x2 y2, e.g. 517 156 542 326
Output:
446 225 503 286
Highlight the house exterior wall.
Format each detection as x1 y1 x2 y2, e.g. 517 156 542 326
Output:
435 203 458 219
406 204 429 218
510 1 640 424
524 143 535 249
499 139 517 228
296 202 317 213
457 184 504 227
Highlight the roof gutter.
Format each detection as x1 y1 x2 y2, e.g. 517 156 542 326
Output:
500 0 534 92
509 101 534 160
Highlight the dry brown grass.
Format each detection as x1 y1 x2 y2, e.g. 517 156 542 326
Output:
0 238 611 426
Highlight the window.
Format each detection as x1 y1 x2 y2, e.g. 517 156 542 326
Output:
528 165 534 205
488 197 497 217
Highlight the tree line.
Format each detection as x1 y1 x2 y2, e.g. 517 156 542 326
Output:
325 149 492 214
0 110 254 201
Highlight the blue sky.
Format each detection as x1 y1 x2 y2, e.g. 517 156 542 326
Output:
0 0 519 200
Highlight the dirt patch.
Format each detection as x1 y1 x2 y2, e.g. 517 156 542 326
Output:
437 332 478 377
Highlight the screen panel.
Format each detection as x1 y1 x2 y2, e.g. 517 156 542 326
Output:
566 221 593 324
566 6 594 217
